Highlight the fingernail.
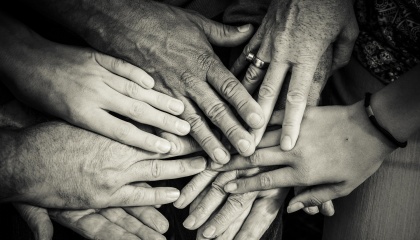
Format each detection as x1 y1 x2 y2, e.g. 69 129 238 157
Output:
203 225 216 238
190 157 206 169
170 141 177 153
287 202 304 213
307 206 319 214
168 99 184 113
237 139 251 153
247 113 263 128
210 161 223 169
237 24 251 32
183 215 196 229
176 121 191 135
156 220 169 233
213 148 228 163
281 135 292 151
224 182 237 192
166 189 180 201
156 139 171 153
173 194 185 209
144 76 155 89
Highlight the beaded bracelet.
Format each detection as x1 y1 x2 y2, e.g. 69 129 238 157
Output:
364 92 407 148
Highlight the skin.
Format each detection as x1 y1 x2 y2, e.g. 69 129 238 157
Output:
230 0 358 150
0 13 191 153
0 100 206 208
219 64 420 211
20 0 266 163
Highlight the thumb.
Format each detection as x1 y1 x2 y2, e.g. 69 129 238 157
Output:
200 18 254 47
286 185 344 214
14 203 54 240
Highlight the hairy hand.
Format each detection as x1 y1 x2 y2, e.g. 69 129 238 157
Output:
76 0 265 162
231 0 358 149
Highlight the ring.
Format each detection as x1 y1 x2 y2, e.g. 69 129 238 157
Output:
245 52 270 69
245 52 255 62
252 57 269 69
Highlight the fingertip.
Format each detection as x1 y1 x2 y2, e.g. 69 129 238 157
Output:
237 24 253 33
212 148 230 164
142 75 155 89
246 113 264 129
168 99 185 115
173 194 186 209
224 182 238 193
156 139 171 153
287 202 304 214
280 135 293 151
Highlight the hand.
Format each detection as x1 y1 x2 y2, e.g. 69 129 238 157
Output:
3 38 189 153
51 206 168 240
230 0 358 149
14 203 53 240
1 120 205 208
219 104 396 212
70 1 265 162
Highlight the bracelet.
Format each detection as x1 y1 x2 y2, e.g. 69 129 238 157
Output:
364 92 407 148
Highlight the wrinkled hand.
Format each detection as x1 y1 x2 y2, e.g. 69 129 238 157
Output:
77 0 265 162
4 39 189 153
2 120 205 208
220 104 396 212
15 201 169 240
231 0 358 149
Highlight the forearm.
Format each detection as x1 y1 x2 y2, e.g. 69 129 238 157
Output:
371 65 420 142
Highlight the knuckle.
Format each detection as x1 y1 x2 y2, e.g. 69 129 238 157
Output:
249 151 262 166
111 58 126 70
113 123 132 142
211 181 227 196
129 101 146 118
185 114 205 134
225 124 240 139
125 81 139 97
287 90 307 105
308 194 323 206
150 160 162 178
206 102 228 123
182 71 199 89
227 195 246 210
245 66 260 83
259 173 273 189
194 204 208 217
258 84 276 99
221 79 240 100
196 53 216 71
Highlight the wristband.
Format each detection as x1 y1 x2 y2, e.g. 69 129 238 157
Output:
364 92 407 148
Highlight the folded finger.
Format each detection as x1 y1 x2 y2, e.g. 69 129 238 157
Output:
94 51 154 89
110 186 181 206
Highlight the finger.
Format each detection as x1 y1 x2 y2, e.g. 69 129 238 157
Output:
105 77 185 115
281 63 318 151
216 206 250 240
251 57 290 145
125 156 207 182
183 171 240 230
268 110 285 126
320 200 335 216
82 110 172 153
190 187 211 212
200 18 254 47
234 189 287 240
175 170 219 209
186 79 256 157
107 93 190 136
94 51 154 89
213 146 292 172
287 185 346 214
207 61 265 131
224 167 299 193
331 21 358 72
100 208 165 240
124 206 169 234
110 186 181 206
157 131 202 157
257 129 282 148
242 64 266 94
200 192 259 239
180 97 230 164
230 25 265 76
14 204 53 240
